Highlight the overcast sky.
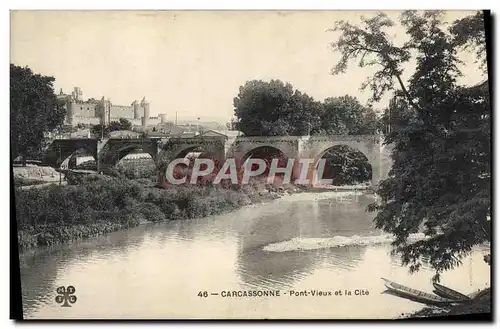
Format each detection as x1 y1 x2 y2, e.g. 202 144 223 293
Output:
10 10 485 123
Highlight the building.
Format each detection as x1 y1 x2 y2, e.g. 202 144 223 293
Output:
59 87 166 127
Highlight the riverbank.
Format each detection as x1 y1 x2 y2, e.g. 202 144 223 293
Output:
15 174 325 252
407 288 491 318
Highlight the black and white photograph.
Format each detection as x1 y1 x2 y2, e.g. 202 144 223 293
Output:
9 9 491 320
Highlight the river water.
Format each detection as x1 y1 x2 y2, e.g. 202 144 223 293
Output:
19 191 490 319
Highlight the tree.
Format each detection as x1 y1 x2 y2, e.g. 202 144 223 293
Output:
90 124 108 138
10 64 66 164
450 11 487 71
226 118 238 131
322 145 372 185
331 11 490 279
233 80 323 136
108 120 123 132
234 79 380 136
118 118 132 131
90 118 134 138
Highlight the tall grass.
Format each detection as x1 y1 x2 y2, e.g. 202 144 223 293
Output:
15 174 273 251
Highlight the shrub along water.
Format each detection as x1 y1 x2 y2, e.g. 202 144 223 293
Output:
15 174 276 251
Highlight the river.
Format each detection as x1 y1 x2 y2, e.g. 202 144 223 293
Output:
19 191 490 319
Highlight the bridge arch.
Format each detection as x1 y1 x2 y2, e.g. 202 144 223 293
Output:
97 138 160 174
152 134 390 187
302 135 382 186
111 146 157 166
42 138 98 169
239 145 288 164
157 138 226 170
156 137 226 187
226 137 300 167
237 145 292 185
312 144 372 186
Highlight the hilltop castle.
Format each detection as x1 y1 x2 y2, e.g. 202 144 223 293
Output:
58 87 166 127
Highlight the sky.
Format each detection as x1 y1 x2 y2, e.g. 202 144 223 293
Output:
10 10 486 123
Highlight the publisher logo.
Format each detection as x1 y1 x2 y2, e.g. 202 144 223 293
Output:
55 285 77 307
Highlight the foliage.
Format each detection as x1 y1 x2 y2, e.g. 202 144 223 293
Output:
114 118 133 131
90 124 108 138
10 64 66 163
322 146 372 185
331 11 490 279
232 80 379 185
321 96 380 135
233 80 323 136
234 79 380 136
90 118 133 138
114 158 157 179
15 176 273 251
226 118 238 130
450 11 487 71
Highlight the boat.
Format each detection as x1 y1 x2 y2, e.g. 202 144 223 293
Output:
381 278 459 305
432 283 471 301
468 287 491 300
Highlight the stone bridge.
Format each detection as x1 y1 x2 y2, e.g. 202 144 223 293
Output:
222 135 392 185
42 138 159 173
43 134 392 185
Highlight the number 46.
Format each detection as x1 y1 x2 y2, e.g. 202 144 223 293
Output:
198 291 208 298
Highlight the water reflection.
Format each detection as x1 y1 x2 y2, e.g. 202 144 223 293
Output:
235 195 373 289
20 224 149 315
19 192 490 319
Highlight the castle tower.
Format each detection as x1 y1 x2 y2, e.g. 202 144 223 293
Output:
99 96 111 126
140 96 150 127
66 101 75 125
107 98 112 124
99 97 105 125
132 100 140 119
71 87 83 102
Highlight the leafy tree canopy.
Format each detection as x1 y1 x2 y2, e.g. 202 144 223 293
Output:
321 96 380 135
10 64 66 163
331 10 490 279
118 118 133 131
233 79 380 136
90 118 133 138
233 80 323 136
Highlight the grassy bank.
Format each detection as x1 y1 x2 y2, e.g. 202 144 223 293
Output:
14 174 282 252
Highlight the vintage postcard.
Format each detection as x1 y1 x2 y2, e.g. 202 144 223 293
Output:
10 10 491 320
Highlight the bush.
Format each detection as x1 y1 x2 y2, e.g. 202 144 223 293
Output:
15 175 274 251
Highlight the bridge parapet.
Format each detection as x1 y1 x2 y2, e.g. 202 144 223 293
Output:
302 134 382 143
